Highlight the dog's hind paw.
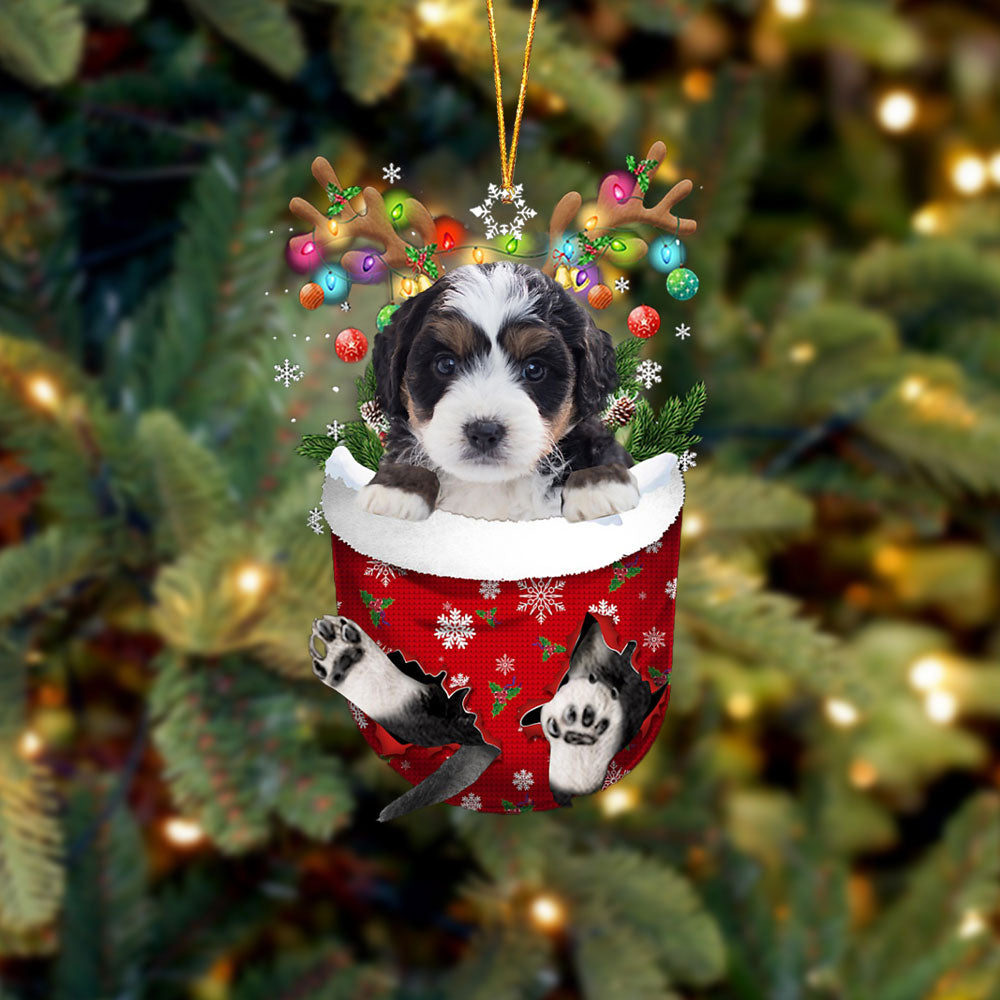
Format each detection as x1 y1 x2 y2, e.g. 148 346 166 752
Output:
309 615 365 688
561 463 640 522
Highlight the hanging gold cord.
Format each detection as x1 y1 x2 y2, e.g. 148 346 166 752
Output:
485 0 540 196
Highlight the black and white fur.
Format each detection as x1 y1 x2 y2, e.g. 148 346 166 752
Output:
309 614 499 821
520 613 665 805
359 262 639 522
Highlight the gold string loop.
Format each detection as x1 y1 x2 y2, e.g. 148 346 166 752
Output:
486 0 540 199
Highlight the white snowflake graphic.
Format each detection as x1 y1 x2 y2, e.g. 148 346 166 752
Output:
306 506 325 535
588 599 620 624
339 301 351 312
675 323 691 339
665 578 677 599
274 358 304 388
678 450 697 472
461 792 482 810
470 182 537 240
644 538 663 554
478 579 501 599
382 162 402 183
398 759 411 770
516 578 566 623
349 702 368 730
614 276 630 293
636 359 662 390
643 626 668 652
512 769 534 792
602 761 632 789
638 591 647 600
364 558 405 588
326 420 344 439
434 608 476 649
495 653 516 675
449 673 470 689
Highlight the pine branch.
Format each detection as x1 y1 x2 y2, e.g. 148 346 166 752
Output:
333 1 415 103
627 382 707 461
0 0 83 87
232 947 393 1000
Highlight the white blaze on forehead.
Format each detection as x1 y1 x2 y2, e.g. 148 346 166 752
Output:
441 263 541 341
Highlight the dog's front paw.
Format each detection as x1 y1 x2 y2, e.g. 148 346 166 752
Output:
357 483 433 520
562 463 640 522
309 614 365 688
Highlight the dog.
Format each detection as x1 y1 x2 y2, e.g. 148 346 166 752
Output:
358 261 640 522
520 613 665 804
309 614 500 821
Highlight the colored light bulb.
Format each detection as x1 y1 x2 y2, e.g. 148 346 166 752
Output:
362 255 375 272
390 202 404 220
327 219 339 236
585 215 598 230
302 241 315 255
610 238 627 252
613 183 626 202
473 247 485 264
442 232 455 250
506 236 519 254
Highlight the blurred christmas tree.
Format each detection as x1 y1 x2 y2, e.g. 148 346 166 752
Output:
1 1 999 998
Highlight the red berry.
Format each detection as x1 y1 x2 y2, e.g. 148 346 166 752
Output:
335 327 368 363
627 304 660 339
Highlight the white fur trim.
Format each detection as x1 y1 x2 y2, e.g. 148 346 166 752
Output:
323 447 684 580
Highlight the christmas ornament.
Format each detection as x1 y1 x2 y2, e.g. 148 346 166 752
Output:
649 234 687 274
470 182 537 241
587 283 613 309
335 327 368 363
376 303 400 332
554 264 572 288
315 265 352 305
628 304 661 338
666 267 699 301
286 234 322 274
299 282 324 310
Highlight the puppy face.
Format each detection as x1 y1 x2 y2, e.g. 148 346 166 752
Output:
373 263 617 482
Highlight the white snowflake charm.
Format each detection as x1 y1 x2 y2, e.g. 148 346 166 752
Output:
614 276 630 293
635 359 662 390
382 162 402 183
274 358 304 388
675 323 691 339
470 182 537 242
306 506 325 535
678 450 697 472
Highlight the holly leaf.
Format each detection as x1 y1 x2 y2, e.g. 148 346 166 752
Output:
626 567 642 578
369 609 380 628
489 682 502 693
360 590 374 607
380 597 394 609
506 686 521 700
609 579 622 592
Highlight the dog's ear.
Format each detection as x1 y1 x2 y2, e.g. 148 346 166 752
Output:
570 611 607 663
572 315 618 419
373 281 446 421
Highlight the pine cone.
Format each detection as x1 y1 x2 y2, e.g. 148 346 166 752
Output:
359 398 388 433
601 394 637 430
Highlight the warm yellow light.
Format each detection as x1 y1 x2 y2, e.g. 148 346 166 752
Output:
876 90 917 133
957 909 987 939
773 0 809 19
27 374 60 410
925 689 957 724
529 894 566 931
951 154 987 195
584 215 598 231
911 204 942 234
825 698 859 727
18 730 43 759
234 563 268 596
900 375 927 401
601 784 638 817
726 691 755 719
788 341 815 364
472 247 485 264
327 219 339 236
682 69 714 102
849 758 878 789
682 512 705 538
909 654 947 692
989 152 1000 186
873 544 907 576
163 817 204 846
416 0 450 27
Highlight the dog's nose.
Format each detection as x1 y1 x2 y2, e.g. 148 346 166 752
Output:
465 419 506 453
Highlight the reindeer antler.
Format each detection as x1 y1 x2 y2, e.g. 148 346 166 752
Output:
542 141 697 276
289 157 439 277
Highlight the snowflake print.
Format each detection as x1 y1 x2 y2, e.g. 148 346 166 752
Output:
461 792 482 811
274 358 304 388
398 759 411 770
339 301 351 312
665 578 677 599
434 608 476 649
678 450 697 472
364 558 405 588
449 673 470 689
644 538 663 554
602 761 631 789
638 591 647 600
348 702 368 730
478 580 501 599
635 359 662 390
675 323 691 339
326 420 344 439
382 162 402 183
588 599 620 624
614 276 630 293
643 626 667 652
470 182 537 240
495 653 516 675
512 769 534 792
516 578 566 623
306 506 324 535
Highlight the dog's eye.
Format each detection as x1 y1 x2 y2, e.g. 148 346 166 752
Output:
521 359 546 382
434 354 457 377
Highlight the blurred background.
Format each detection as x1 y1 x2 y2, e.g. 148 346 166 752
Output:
1 0 999 997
